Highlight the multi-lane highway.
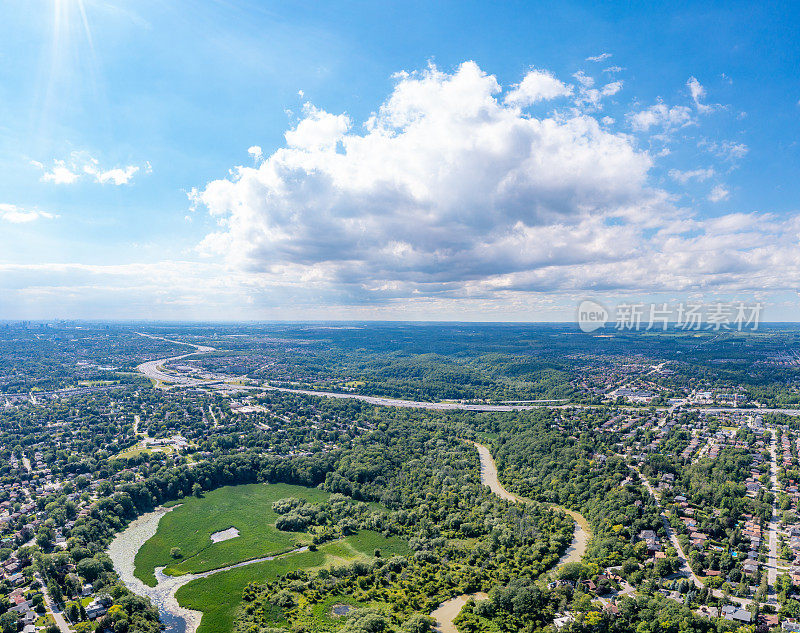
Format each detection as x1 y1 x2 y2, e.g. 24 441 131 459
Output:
135 333 800 418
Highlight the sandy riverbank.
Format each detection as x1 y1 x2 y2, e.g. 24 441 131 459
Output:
431 593 488 633
108 506 203 633
109 508 311 633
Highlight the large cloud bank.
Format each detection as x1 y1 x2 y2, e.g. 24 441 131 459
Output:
188 61 799 304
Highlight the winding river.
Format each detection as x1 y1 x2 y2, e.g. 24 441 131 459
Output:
108 508 308 633
430 442 591 633
122 340 592 633
469 441 590 566
110 442 591 633
108 507 198 633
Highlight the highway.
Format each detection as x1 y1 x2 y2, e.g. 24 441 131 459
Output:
135 333 216 387
134 333 800 417
135 333 571 411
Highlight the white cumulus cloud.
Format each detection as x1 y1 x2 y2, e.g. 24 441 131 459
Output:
193 62 657 297
40 160 80 184
629 102 694 132
285 103 350 150
505 69 572 107
184 61 800 309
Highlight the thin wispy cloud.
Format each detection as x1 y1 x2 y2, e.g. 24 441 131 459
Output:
0 204 57 223
708 184 730 202
571 71 622 108
629 102 694 132
701 139 749 161
687 76 714 113
669 168 715 183
32 152 148 185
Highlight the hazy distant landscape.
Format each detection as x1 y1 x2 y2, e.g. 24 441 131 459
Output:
0 322 798 633
3 0 800 631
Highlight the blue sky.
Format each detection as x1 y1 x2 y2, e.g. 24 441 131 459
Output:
1 0 799 321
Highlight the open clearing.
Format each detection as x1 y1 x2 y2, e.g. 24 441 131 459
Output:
134 482 331 586
175 530 410 633
210 527 239 543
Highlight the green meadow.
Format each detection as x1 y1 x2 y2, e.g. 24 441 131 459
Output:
134 482 331 586
175 530 410 633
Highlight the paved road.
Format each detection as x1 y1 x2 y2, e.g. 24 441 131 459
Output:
767 429 781 604
208 405 219 427
36 573 71 633
633 468 705 589
135 333 574 411
135 334 800 417
633 468 752 606
135 333 216 387
703 407 800 416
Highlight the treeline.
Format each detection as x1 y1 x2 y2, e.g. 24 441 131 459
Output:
482 410 663 545
234 415 575 632
77 451 336 548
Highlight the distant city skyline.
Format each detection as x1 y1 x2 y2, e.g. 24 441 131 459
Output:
1 1 800 321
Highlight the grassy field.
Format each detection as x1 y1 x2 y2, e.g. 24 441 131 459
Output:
473 430 499 443
116 444 156 459
176 530 410 633
134 483 331 586
117 442 183 459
